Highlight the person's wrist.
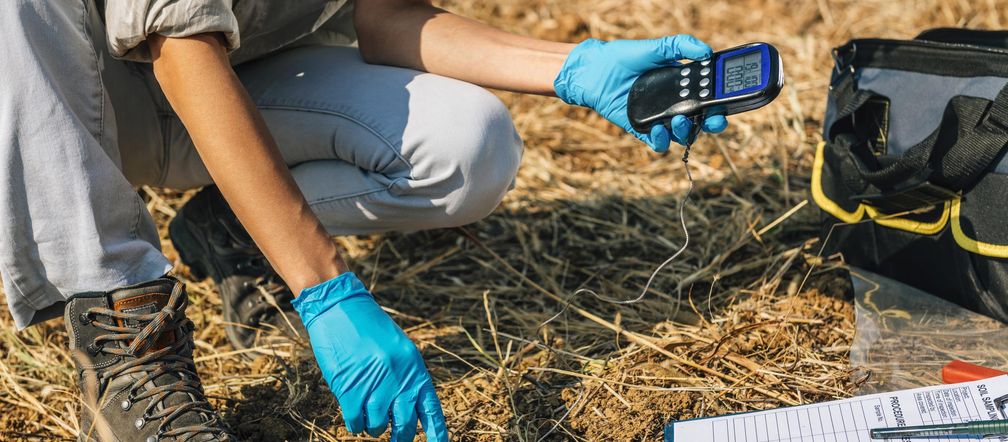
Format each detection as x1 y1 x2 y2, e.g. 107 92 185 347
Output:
553 38 601 107
290 272 372 326
541 45 576 97
281 241 350 295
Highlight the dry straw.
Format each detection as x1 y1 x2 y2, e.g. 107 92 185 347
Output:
1 1 1005 441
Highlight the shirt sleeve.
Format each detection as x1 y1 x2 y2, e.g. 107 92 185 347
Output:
103 0 240 62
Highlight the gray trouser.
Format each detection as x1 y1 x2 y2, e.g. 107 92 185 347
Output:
0 1 523 328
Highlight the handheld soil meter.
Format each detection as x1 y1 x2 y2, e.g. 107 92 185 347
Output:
628 42 784 145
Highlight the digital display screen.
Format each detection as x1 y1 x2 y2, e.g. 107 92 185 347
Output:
723 51 762 94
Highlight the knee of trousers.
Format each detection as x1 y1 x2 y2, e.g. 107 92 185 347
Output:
410 87 524 229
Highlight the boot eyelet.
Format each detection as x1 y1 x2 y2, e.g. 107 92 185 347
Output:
120 398 131 410
134 417 144 429
146 436 158 442
78 312 91 324
86 342 100 356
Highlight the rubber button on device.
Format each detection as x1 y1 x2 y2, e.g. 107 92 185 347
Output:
699 78 710 87
680 67 691 76
700 60 711 66
679 89 690 98
679 78 690 87
700 67 711 76
699 89 710 98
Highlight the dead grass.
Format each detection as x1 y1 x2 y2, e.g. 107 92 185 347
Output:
1 0 1006 441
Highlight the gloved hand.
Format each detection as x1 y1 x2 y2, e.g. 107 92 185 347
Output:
292 273 448 442
554 35 729 152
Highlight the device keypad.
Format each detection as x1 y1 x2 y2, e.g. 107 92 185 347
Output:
673 60 714 100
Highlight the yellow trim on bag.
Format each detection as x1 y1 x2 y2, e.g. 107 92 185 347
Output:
811 141 949 235
951 197 1008 258
811 141 865 223
865 203 949 235
813 144 1008 257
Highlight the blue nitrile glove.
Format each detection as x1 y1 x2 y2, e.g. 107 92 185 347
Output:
554 35 729 153
292 273 448 442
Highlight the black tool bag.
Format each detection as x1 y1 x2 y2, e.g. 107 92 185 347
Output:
813 28 1008 322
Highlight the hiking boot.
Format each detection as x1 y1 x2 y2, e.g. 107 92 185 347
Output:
168 185 305 352
65 277 234 442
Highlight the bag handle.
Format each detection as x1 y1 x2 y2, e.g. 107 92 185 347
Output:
858 85 1008 191
832 82 1008 194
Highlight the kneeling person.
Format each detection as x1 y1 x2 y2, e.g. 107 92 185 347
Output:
0 0 728 440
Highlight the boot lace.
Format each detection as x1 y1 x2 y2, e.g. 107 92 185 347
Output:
82 283 230 441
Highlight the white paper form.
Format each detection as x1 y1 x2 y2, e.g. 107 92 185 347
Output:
667 375 1008 442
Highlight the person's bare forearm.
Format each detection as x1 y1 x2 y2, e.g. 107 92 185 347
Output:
355 0 575 95
149 34 348 295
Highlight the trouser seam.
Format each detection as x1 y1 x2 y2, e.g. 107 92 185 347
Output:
157 115 173 187
305 180 398 206
81 0 104 147
82 0 143 242
130 194 143 242
257 104 415 180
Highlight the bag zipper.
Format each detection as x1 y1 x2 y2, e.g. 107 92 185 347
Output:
833 38 1008 78
915 28 1008 51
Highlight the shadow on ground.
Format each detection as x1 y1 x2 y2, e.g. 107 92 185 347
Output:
217 176 854 441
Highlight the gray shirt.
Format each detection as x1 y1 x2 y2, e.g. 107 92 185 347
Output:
103 0 356 64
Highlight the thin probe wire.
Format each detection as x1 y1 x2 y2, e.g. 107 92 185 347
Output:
540 142 695 328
